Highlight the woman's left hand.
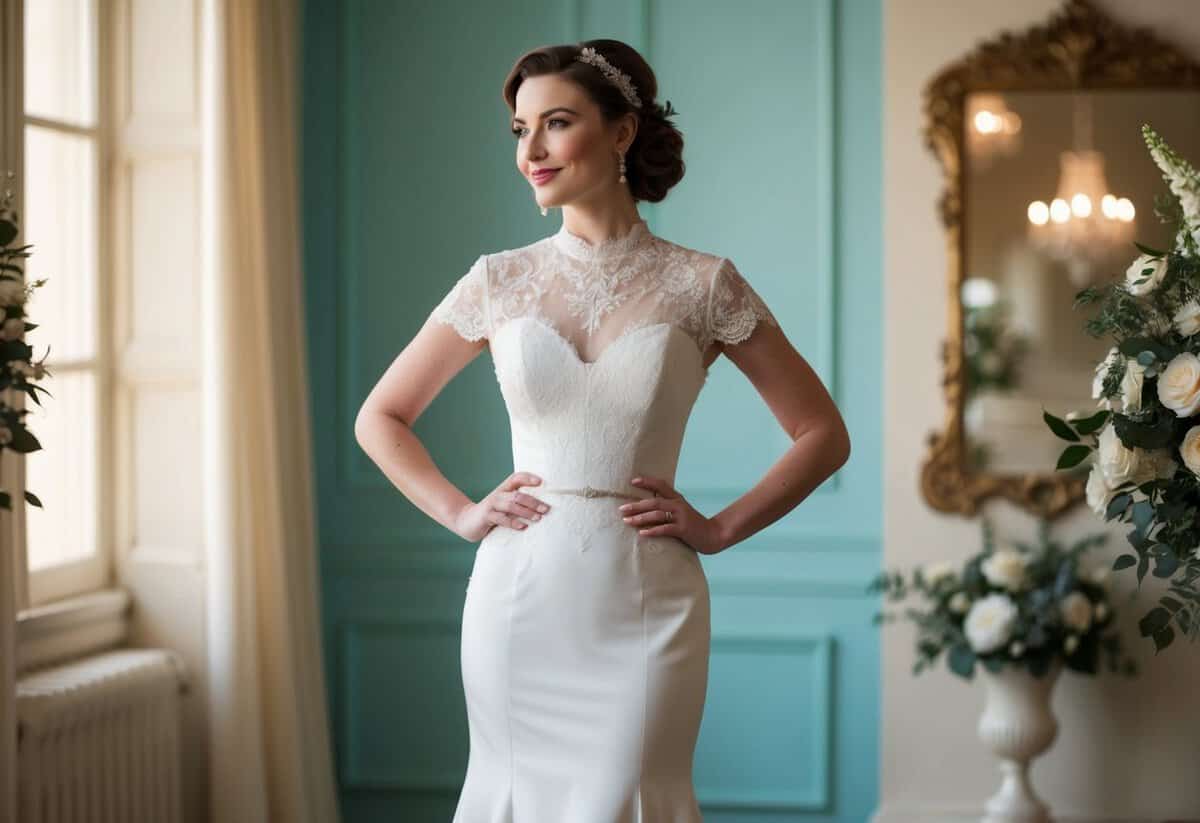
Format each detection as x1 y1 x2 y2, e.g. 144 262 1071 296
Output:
619 475 727 556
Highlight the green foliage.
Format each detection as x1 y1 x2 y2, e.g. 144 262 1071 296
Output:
0 171 50 511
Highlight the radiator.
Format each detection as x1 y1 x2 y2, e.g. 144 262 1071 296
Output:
16 648 188 823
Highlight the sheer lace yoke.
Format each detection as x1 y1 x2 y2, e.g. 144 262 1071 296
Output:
430 220 780 364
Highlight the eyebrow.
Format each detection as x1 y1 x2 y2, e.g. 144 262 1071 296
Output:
511 107 580 125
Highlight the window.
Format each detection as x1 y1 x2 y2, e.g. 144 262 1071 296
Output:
19 0 107 607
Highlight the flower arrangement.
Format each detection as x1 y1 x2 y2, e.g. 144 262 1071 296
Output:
0 170 50 510
868 518 1138 680
1043 126 1200 651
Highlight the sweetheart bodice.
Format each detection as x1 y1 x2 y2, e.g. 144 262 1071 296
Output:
429 222 779 497
488 314 708 497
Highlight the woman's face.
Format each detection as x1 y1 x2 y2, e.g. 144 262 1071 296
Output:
512 73 634 210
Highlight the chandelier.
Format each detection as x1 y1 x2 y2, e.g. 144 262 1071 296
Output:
1026 94 1135 287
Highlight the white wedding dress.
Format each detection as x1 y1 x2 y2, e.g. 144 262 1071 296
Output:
430 218 778 823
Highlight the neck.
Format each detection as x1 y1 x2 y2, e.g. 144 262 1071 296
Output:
560 205 644 247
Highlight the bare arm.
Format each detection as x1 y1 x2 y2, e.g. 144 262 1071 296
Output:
352 317 549 540
708 320 852 552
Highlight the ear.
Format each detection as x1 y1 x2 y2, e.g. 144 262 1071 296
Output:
616 111 638 152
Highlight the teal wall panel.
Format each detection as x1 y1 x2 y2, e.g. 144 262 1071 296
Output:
302 1 882 820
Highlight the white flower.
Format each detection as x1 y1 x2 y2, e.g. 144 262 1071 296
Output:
1064 634 1080 654
1097 424 1142 486
949 592 972 614
1085 463 1117 515
1125 253 1169 296
922 561 956 587
965 593 1019 654
1009 640 1025 657
1175 300 1200 337
0 280 25 307
1180 426 1200 477
1092 347 1119 409
1120 358 1147 411
1060 591 1093 633
982 548 1029 592
1158 352 1200 417
1094 602 1109 622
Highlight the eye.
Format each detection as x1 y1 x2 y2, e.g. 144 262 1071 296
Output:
511 118 570 138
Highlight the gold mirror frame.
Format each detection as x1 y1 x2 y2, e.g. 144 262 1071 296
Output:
919 0 1200 518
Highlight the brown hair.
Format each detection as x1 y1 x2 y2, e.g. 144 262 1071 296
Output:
502 39 685 203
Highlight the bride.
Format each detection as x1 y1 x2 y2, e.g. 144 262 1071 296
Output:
355 37 851 823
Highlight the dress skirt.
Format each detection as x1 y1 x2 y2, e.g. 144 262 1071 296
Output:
453 493 711 823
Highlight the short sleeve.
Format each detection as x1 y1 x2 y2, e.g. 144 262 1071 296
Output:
707 258 779 346
430 254 490 341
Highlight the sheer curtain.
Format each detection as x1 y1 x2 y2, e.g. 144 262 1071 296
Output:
202 0 340 820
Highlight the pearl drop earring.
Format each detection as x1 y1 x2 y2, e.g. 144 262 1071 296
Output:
540 204 548 216
618 151 627 183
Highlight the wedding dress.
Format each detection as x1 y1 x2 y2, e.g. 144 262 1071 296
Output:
429 217 778 823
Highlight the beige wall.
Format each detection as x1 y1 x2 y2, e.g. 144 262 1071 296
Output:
880 1 1200 820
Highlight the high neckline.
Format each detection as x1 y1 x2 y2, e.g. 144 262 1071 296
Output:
551 219 651 261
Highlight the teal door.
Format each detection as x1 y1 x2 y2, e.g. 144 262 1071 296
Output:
301 1 882 820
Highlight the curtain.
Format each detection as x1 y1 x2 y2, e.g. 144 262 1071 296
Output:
202 0 341 820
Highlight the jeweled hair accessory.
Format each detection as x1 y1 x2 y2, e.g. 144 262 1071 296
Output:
575 47 642 108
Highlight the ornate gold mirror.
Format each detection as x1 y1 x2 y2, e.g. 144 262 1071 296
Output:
919 0 1200 517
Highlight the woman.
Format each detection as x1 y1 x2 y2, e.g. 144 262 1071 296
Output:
354 38 851 823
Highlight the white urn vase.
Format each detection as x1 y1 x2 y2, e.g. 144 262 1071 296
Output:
976 657 1064 823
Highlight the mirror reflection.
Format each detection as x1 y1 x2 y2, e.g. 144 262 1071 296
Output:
962 89 1200 474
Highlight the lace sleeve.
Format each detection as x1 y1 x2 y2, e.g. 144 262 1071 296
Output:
430 254 490 341
707 257 779 346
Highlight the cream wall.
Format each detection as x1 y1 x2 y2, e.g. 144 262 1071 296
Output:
881 1 1200 821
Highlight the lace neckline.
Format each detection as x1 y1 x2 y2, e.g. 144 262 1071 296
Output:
551 219 652 261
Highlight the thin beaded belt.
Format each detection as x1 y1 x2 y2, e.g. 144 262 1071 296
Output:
535 485 643 502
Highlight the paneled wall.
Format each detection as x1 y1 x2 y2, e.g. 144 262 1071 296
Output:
302 1 882 820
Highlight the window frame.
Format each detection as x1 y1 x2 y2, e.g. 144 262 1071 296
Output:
7 0 113 611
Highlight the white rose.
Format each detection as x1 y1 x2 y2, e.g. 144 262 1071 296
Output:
949 592 972 614
1094 602 1109 622
0 280 24 307
982 549 1029 592
1180 426 1200 476
1097 424 1142 486
1064 634 1080 654
1085 463 1117 515
1174 300 1200 337
965 593 1019 654
1121 358 1147 411
1009 640 1025 657
922 561 956 587
1125 253 1169 296
1060 591 1093 633
1158 353 1200 417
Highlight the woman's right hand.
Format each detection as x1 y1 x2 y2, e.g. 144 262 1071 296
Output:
454 471 552 542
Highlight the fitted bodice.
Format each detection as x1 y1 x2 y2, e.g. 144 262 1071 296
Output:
430 219 778 498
